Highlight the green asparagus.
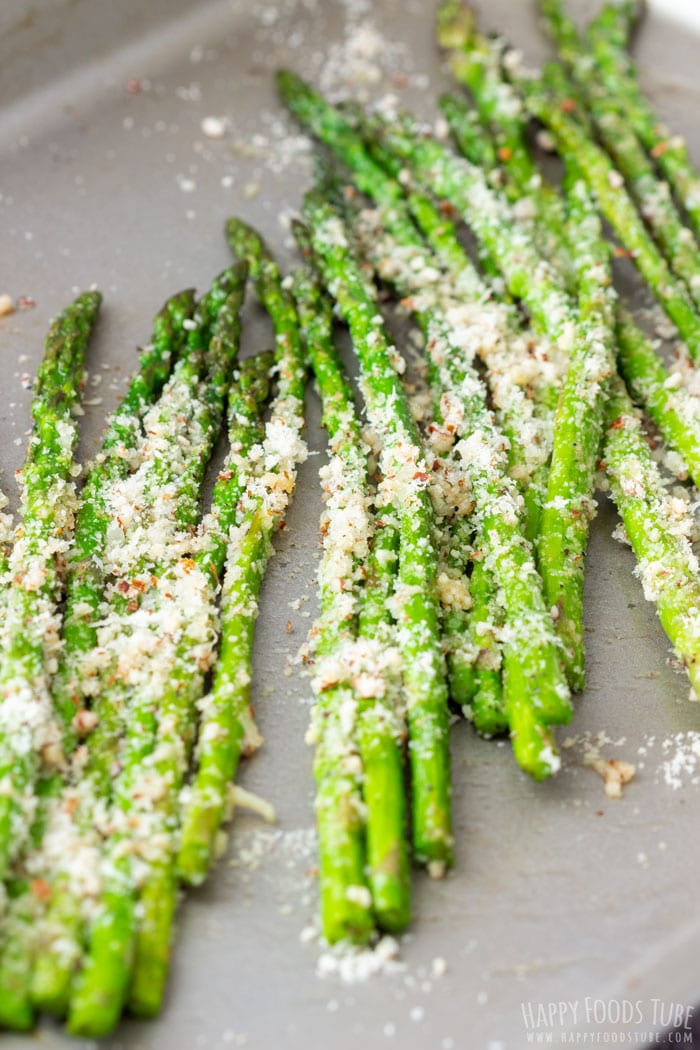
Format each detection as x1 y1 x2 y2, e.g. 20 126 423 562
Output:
522 84 700 358
537 174 616 691
603 374 700 697
539 2 700 311
302 189 454 862
294 231 410 937
0 291 101 879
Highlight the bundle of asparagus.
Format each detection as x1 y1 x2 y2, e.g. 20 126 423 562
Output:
277 0 700 944
3 0 700 1033
0 232 307 1033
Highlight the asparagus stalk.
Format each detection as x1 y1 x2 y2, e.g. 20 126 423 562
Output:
0 491 14 604
353 203 571 774
437 1 533 187
30 270 239 1020
278 74 562 726
538 3 700 311
616 306 700 488
0 291 101 879
0 881 40 1030
302 190 454 863
68 273 250 1036
293 232 410 937
438 94 499 173
437 0 572 283
169 513 272 897
585 4 700 243
126 351 272 1016
297 257 382 943
126 230 306 1013
521 85 700 358
588 0 643 48
463 554 506 736
603 374 700 697
537 174 616 691
52 289 195 742
174 220 307 893
437 77 700 512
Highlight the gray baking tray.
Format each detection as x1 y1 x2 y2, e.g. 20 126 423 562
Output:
1 1 700 1047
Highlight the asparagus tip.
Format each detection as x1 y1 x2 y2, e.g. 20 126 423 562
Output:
436 0 475 50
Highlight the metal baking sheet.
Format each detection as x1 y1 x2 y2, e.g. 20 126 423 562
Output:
1 1 700 1047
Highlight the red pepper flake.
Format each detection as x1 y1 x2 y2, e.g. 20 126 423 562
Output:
651 140 670 158
497 146 512 162
613 247 636 259
180 558 195 574
64 796 79 817
116 579 130 594
285 620 293 634
125 77 142 95
127 598 139 613
17 296 36 311
413 471 431 483
609 416 626 431
560 97 577 113
30 879 52 901
438 199 458 219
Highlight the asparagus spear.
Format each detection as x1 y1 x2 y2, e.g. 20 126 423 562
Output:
603 374 700 698
123 230 306 1013
169 515 274 898
616 306 700 489
438 94 499 173
277 73 561 478
297 258 382 942
437 78 700 511
174 220 307 892
52 289 195 742
0 881 41 1030
588 0 643 48
68 273 250 1036
125 351 272 1016
293 232 410 937
537 174 616 691
585 3 700 243
352 203 571 774
278 74 561 726
437 0 572 283
302 190 454 864
0 491 14 604
0 291 101 879
30 270 239 1019
538 3 700 311
521 85 700 358
462 554 506 736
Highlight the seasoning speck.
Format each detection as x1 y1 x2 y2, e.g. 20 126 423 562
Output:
201 116 227 139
